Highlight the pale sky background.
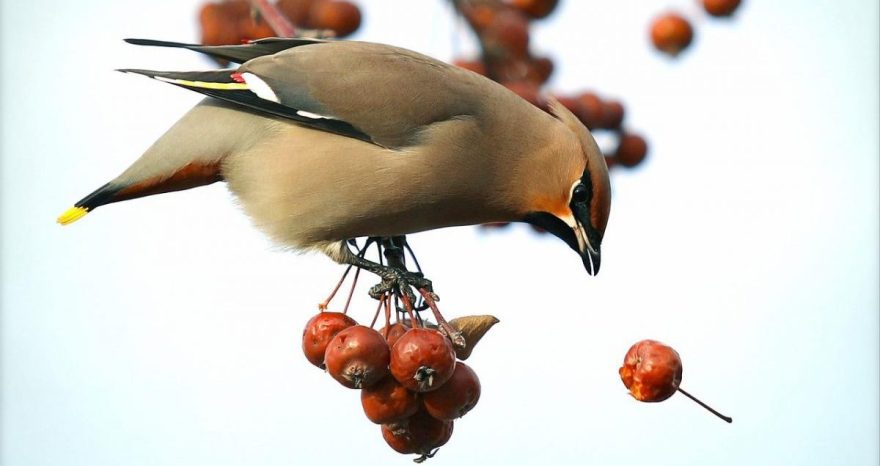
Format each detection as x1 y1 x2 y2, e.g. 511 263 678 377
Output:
1 1 878 465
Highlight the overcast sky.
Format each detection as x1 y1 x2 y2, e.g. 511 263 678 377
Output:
2 1 878 465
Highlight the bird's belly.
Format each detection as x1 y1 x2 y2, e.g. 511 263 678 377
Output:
222 124 508 250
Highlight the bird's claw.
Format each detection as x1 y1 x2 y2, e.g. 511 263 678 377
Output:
367 268 433 301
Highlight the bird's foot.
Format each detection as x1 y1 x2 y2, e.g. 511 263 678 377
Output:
364 267 464 352
367 266 432 301
343 236 465 352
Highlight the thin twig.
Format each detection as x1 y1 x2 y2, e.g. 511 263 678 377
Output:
677 387 733 423
247 0 297 37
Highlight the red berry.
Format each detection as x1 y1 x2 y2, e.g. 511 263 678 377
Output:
619 339 682 402
309 0 362 37
276 0 317 25
301 312 357 368
604 155 617 170
615 133 648 168
505 81 546 110
483 10 530 58
452 59 488 77
390 328 456 393
238 15 275 41
600 100 625 129
380 322 410 348
702 0 742 17
361 376 420 424
381 410 454 456
529 56 555 84
325 325 389 389
619 340 733 422
422 362 481 420
508 0 559 19
554 95 582 115
462 4 495 31
199 3 239 46
650 13 694 57
576 92 604 129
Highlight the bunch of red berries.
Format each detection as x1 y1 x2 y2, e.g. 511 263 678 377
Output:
199 0 361 49
451 0 649 174
302 312 484 461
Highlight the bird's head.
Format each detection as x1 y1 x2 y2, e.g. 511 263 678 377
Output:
522 99 611 275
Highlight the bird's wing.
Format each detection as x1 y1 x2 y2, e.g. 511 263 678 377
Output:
122 40 491 149
118 68 374 143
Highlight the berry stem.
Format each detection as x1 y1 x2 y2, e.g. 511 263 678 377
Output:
247 0 297 37
342 265 361 314
399 293 420 328
676 387 732 423
417 288 466 350
369 293 383 328
318 264 352 310
382 294 392 337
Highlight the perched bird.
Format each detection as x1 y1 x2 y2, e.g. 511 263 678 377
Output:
58 38 611 291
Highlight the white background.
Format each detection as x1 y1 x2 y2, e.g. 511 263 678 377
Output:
2 1 878 465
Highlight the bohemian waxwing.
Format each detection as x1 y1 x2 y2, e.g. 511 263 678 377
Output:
58 38 611 285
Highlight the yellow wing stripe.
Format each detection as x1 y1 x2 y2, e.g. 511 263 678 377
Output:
57 206 89 225
154 76 250 91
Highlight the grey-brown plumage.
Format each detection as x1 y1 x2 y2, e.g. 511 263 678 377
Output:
59 38 611 275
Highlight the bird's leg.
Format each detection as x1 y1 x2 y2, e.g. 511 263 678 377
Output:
341 236 432 303
340 236 464 351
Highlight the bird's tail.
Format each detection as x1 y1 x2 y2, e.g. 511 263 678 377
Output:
56 95 283 226
57 183 120 225
57 160 224 225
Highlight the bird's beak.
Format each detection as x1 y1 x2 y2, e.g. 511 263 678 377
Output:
569 199 600 275
573 217 601 275
522 207 602 275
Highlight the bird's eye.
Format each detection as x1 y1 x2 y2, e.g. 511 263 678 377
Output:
571 183 588 203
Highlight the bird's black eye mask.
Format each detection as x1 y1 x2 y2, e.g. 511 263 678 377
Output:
522 170 598 252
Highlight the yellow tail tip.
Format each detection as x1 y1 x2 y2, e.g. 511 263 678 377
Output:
57 206 88 225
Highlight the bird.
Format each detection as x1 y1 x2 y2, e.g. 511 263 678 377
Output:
57 37 611 302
